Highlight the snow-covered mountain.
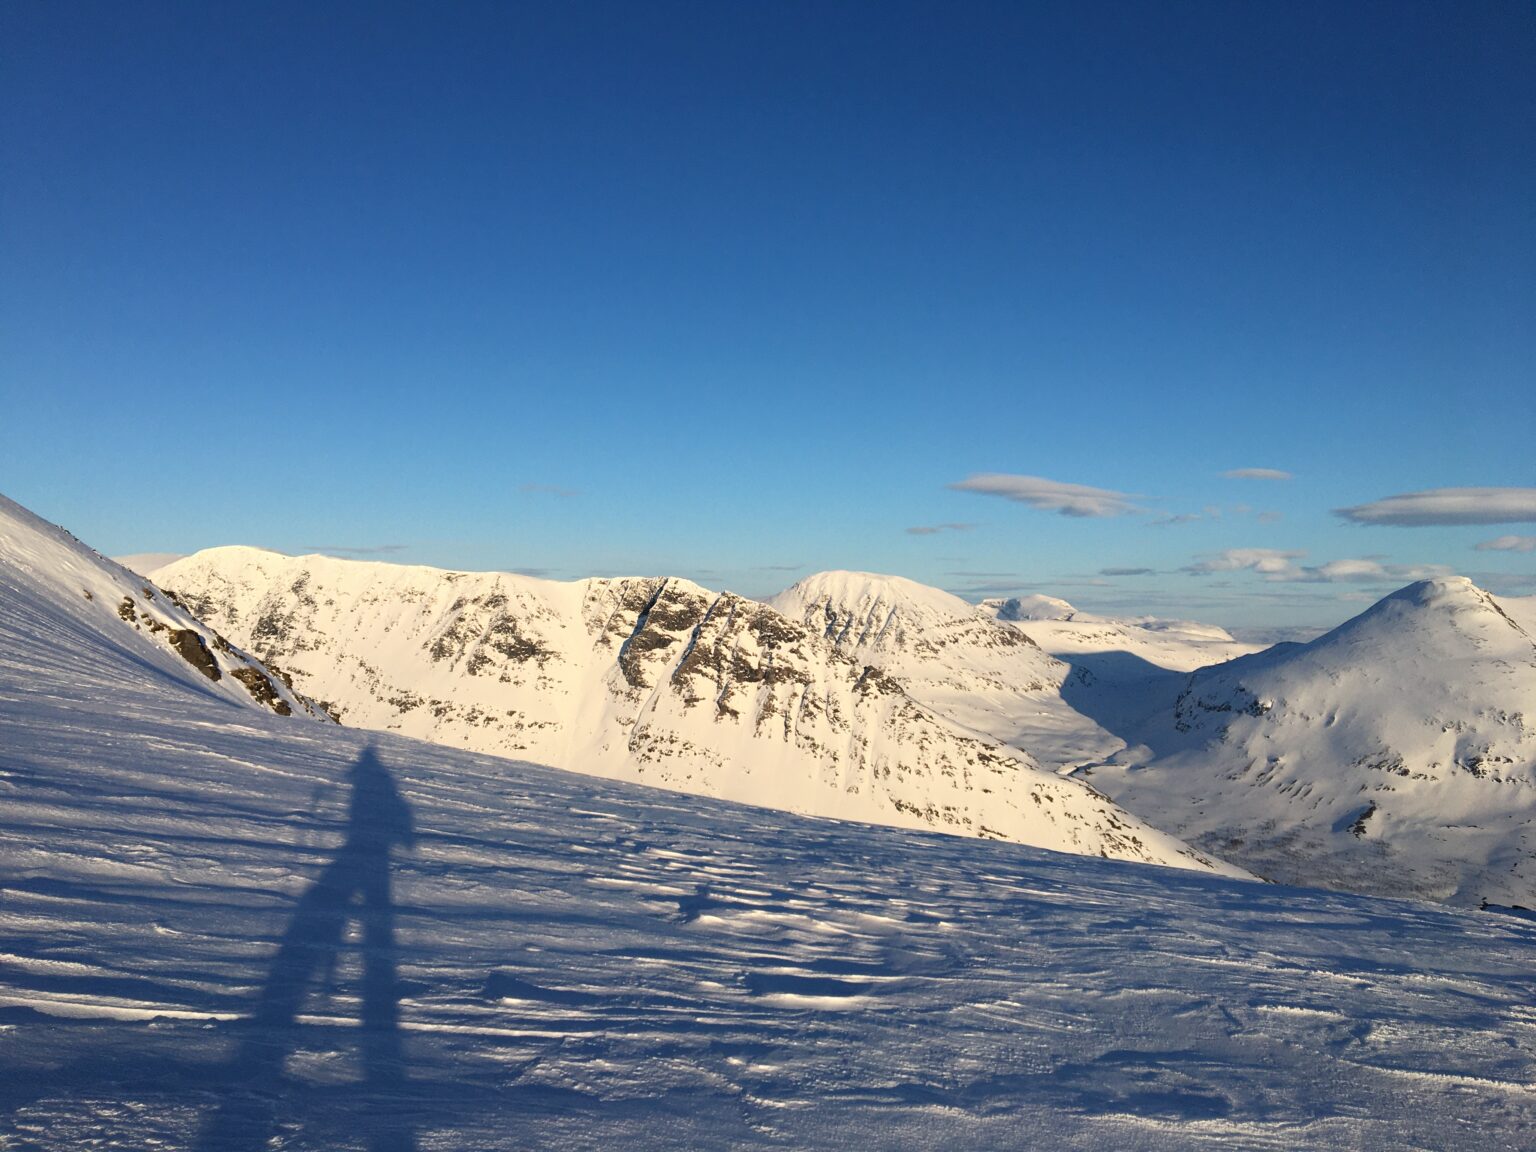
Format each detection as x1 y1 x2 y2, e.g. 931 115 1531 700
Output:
758 569 1536 908
771 572 1123 770
1087 578 1536 907
773 572 1263 773
150 546 1227 872
0 495 329 723
980 593 1262 675
5 506 1536 1149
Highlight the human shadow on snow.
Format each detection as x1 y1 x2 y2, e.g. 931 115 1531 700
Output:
197 746 419 1152
0 748 428 1149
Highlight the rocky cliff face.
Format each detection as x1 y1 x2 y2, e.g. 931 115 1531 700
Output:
153 549 1238 874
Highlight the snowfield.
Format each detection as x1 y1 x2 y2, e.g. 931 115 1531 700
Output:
4 510 1536 1147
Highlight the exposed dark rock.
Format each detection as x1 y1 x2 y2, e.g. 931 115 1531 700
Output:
486 613 554 665
167 629 221 680
230 666 291 715
1348 803 1376 838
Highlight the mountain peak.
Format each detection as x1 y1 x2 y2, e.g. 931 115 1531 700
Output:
984 594 1078 622
1308 574 1531 656
772 570 979 625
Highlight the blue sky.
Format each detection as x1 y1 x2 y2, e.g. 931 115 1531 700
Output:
3 1 1532 632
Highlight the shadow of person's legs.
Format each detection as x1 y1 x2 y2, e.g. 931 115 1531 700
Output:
197 747 417 1151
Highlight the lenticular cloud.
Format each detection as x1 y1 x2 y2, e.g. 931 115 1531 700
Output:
948 474 1138 518
1334 487 1536 527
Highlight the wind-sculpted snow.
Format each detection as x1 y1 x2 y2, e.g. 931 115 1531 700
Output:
154 549 1226 871
4 647 1536 1148
5 498 1536 1146
1089 578 1536 907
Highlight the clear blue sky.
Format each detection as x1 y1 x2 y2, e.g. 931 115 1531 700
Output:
3 1 1533 632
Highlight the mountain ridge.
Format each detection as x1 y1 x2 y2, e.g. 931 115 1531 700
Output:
151 543 1231 873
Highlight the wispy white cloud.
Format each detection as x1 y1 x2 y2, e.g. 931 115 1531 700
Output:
1292 559 1453 584
1224 468 1293 481
906 522 975 536
1475 535 1536 553
1149 513 1202 527
1335 487 1536 526
1100 566 1155 576
1184 548 1305 576
948 474 1139 517
1184 548 1450 584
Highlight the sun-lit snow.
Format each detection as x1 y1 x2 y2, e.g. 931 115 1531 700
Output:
150 548 1227 871
772 571 1123 771
1086 577 1536 906
778 570 1536 908
4 497 1535 1149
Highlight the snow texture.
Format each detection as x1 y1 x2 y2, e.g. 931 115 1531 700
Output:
3 499 1535 1149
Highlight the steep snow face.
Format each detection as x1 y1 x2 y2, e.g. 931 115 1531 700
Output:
773 571 1125 771
6 584 1536 1150
0 495 327 722
1089 578 1536 907
152 549 1230 872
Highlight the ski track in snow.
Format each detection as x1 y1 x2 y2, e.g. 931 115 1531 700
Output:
3 699 1535 1150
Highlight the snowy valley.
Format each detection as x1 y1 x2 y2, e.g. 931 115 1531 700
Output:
2 492 1535 1149
153 543 1536 909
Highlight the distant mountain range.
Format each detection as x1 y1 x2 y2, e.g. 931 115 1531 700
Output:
47 502 1523 910
146 545 1226 873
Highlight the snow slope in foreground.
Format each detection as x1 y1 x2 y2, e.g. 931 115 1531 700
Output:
3 538 1536 1146
0 495 328 723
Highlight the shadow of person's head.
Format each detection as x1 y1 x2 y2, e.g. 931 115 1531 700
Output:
345 746 415 852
